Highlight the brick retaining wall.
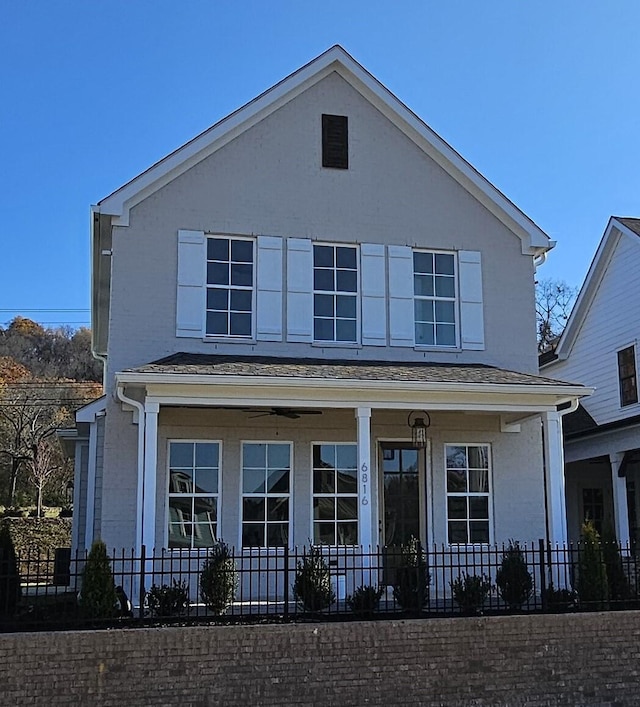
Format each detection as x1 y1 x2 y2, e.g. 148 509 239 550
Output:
1 612 640 705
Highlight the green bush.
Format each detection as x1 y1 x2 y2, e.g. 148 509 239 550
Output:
577 521 608 608
450 572 492 614
543 584 578 612
0 523 21 617
600 525 632 604
392 537 430 610
347 584 384 618
146 579 190 617
496 541 533 610
199 543 238 615
293 546 335 612
79 540 117 619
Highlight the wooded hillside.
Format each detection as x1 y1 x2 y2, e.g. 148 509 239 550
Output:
0 317 103 512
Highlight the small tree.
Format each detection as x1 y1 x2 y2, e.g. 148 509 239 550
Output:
347 585 384 618
577 521 609 609
451 572 492 615
600 525 632 605
535 279 578 353
79 540 117 619
496 541 533 610
0 523 20 617
392 537 430 610
293 546 335 612
199 542 238 615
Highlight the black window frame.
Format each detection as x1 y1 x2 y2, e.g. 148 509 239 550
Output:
618 345 638 407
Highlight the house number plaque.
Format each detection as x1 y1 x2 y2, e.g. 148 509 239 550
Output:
361 462 368 505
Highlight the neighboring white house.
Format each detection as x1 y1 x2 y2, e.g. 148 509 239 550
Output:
542 216 640 546
71 46 588 572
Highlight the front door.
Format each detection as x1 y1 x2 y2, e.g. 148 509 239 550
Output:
380 444 425 548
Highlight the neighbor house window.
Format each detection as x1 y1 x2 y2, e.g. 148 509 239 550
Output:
445 444 491 544
312 443 358 545
322 114 348 169
618 345 638 407
168 441 220 549
242 442 291 547
313 244 358 342
206 236 254 337
413 251 457 347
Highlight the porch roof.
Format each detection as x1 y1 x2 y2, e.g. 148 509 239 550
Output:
125 353 581 388
116 354 591 417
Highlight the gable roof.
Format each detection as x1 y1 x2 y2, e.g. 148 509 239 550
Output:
93 45 551 256
544 216 640 364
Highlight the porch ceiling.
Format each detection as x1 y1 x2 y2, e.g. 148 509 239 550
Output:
116 353 591 415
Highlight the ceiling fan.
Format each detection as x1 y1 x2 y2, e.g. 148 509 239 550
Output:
249 407 323 420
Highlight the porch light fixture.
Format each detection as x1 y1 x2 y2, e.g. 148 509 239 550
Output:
408 411 431 449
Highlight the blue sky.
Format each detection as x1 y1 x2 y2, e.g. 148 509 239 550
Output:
1 1 638 328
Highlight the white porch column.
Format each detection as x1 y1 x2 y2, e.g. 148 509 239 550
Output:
542 411 568 546
142 401 159 553
84 420 98 551
356 407 373 549
610 452 631 547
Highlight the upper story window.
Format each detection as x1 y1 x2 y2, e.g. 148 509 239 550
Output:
313 244 358 343
206 236 254 337
168 441 220 549
618 345 638 407
445 444 491 544
322 114 348 169
413 251 457 347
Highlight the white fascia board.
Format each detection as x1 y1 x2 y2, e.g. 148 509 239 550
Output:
549 217 621 363
76 395 107 423
95 45 550 253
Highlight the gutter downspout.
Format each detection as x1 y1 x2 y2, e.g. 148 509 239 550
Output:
116 383 145 555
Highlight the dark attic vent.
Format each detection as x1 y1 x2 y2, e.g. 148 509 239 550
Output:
322 114 348 169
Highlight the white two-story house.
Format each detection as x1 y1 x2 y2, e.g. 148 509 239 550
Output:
72 46 588 577
542 217 640 547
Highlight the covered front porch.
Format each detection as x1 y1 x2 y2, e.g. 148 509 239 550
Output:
95 354 590 558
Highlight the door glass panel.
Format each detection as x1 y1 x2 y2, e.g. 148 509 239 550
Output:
382 446 421 547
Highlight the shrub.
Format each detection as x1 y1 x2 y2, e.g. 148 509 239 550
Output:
146 579 190 617
199 542 238 615
79 540 118 619
543 584 578 612
392 537 430 610
496 541 533 610
347 584 384 618
293 546 335 612
0 523 21 617
577 521 608 609
450 572 492 614
600 525 632 604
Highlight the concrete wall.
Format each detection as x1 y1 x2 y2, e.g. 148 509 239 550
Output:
105 70 538 386
2 613 640 705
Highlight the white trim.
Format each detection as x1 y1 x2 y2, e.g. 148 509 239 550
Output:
609 452 631 546
143 401 160 551
310 441 359 547
239 440 293 549
165 439 222 551
75 395 107 423
443 442 493 546
85 424 98 551
95 46 550 254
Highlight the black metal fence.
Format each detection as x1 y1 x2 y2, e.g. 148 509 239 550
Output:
1 540 638 632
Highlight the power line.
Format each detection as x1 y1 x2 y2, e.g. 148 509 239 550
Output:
0 309 90 313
